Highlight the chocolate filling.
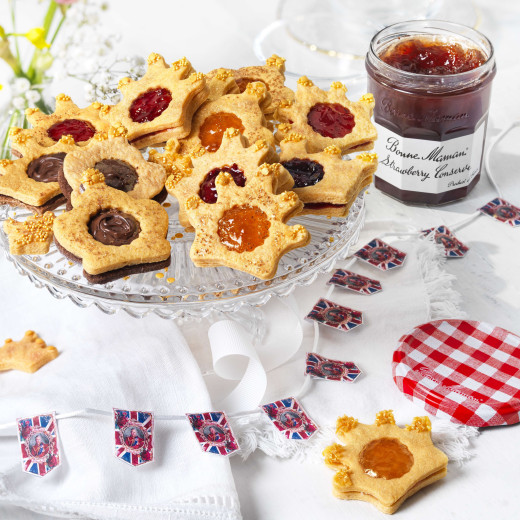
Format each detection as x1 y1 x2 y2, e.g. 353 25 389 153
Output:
88 209 140 246
26 153 66 183
94 159 138 192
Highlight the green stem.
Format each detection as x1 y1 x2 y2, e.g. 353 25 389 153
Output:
26 0 58 82
8 0 21 65
49 12 66 47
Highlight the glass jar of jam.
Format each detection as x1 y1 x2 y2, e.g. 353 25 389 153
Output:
365 20 496 205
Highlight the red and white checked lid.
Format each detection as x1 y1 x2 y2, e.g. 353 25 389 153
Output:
392 319 520 427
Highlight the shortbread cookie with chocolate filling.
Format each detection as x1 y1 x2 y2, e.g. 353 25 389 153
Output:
102 53 208 149
0 135 77 213
275 78 377 154
208 54 294 117
60 124 167 208
10 94 110 157
177 81 276 156
150 128 288 229
280 134 377 217
185 165 309 279
53 169 171 284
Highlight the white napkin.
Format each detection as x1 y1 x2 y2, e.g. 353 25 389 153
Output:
0 259 241 520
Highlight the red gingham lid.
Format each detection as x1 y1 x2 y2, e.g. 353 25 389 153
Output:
392 319 520 427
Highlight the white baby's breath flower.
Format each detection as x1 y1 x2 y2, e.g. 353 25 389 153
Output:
13 78 31 94
25 90 41 104
12 96 26 110
84 83 96 102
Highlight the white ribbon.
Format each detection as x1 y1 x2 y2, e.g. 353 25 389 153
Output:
208 296 304 413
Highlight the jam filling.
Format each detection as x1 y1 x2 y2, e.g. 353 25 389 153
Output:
199 112 245 152
47 119 95 142
235 77 268 93
359 438 414 480
94 159 138 192
199 163 246 203
307 103 355 138
88 209 140 246
281 158 325 188
26 153 66 183
129 88 172 123
380 38 486 75
217 205 270 253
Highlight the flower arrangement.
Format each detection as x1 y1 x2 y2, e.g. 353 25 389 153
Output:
0 0 145 158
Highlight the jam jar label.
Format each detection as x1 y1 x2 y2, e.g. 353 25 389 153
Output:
375 122 486 194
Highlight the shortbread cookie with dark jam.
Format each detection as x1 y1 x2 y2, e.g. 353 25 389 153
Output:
280 133 377 217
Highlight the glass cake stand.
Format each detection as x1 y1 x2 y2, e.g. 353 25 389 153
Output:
0 194 365 320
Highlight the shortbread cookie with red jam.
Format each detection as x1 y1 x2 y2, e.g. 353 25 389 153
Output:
11 94 110 156
53 169 171 284
275 78 377 154
207 54 294 117
177 81 276 156
61 124 167 209
151 128 289 229
185 165 309 279
280 134 377 217
0 134 77 214
103 53 208 149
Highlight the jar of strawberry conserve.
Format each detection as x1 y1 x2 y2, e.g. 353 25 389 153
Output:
365 20 496 204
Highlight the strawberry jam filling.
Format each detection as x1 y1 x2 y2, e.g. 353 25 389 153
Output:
307 102 355 138
199 112 245 152
281 158 324 188
47 119 95 142
218 205 270 253
129 88 172 123
380 38 486 75
199 163 246 203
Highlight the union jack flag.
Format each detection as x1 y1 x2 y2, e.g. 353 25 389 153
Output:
354 238 406 270
186 412 239 456
260 397 318 440
17 412 60 477
113 409 154 466
305 353 362 382
306 298 363 332
422 226 469 258
479 198 520 227
328 269 382 294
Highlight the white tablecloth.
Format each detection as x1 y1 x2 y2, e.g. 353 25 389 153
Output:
1 1 519 518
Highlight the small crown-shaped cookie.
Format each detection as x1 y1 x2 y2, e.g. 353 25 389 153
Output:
103 53 208 149
3 211 55 255
279 134 377 217
275 78 377 153
0 331 58 373
323 411 449 515
185 165 310 279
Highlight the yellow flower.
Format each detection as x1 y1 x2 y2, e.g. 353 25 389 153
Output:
0 25 6 40
25 28 50 50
